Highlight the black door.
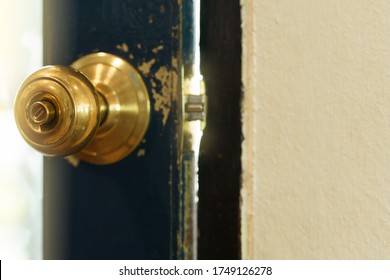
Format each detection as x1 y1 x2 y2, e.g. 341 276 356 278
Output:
43 0 200 260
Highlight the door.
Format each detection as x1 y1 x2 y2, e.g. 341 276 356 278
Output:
40 0 201 260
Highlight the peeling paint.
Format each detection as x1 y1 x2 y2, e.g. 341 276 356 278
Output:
65 155 80 167
151 65 178 126
137 149 146 157
138 59 156 76
116 43 129 52
152 45 164 54
172 57 178 68
170 58 179 102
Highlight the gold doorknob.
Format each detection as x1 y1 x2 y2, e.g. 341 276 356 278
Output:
14 52 150 165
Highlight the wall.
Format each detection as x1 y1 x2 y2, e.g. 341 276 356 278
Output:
241 0 390 259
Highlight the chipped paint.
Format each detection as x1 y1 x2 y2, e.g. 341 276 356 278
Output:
116 43 129 52
151 65 178 126
129 53 135 60
152 45 164 54
136 43 142 49
65 155 80 167
137 149 146 157
172 57 178 68
138 59 156 75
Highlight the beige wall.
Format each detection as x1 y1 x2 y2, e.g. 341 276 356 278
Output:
241 0 390 259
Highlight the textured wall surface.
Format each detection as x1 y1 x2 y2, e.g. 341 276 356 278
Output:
241 0 390 259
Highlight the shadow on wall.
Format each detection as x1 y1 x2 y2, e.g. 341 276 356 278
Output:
198 0 242 260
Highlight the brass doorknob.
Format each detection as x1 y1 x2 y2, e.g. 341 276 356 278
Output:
14 52 150 165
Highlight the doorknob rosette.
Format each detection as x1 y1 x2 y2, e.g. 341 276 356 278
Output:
14 53 150 165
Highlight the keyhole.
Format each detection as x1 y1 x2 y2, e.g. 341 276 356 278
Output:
29 101 56 125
